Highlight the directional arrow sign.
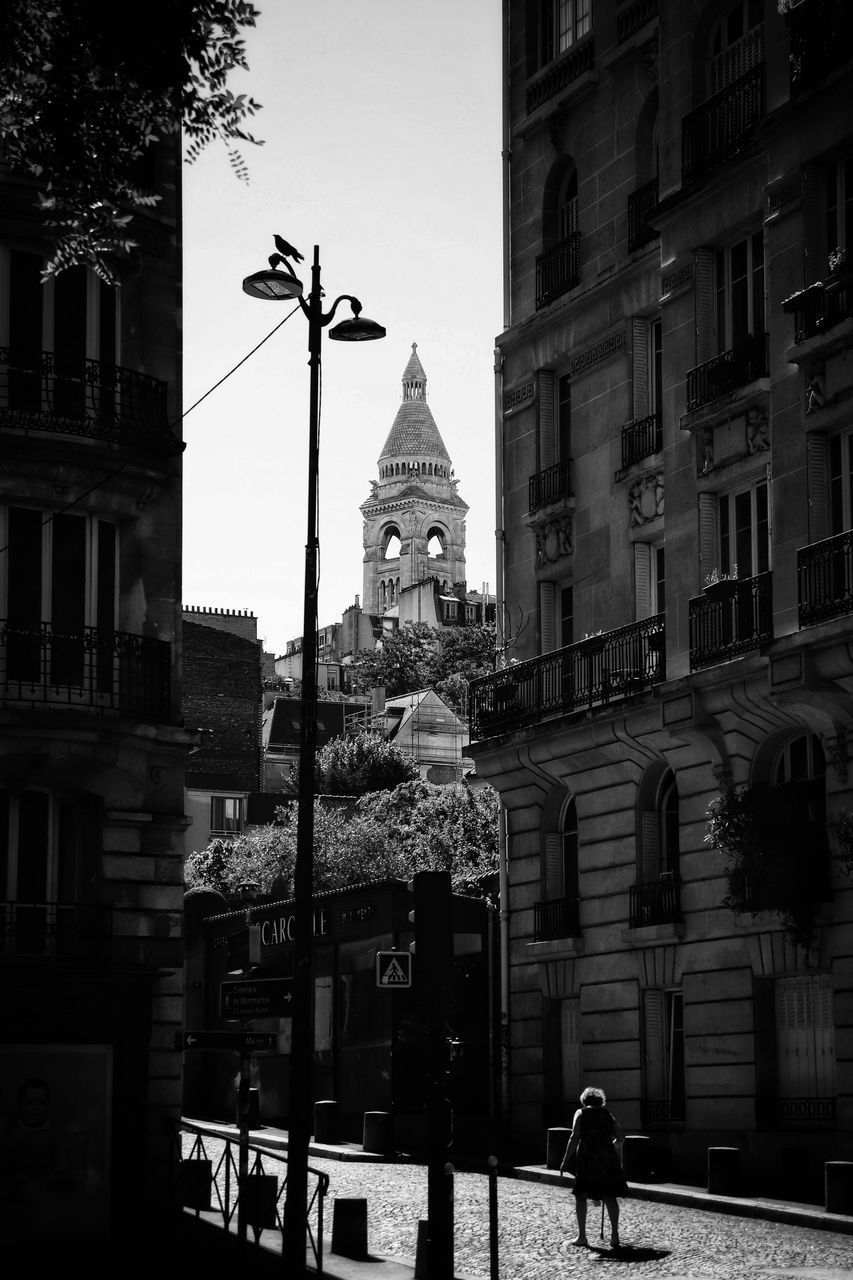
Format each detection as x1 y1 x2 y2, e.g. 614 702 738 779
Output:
376 950 412 989
176 1030 279 1052
219 977 295 1020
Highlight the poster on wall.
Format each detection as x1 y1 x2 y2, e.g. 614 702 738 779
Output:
0 1043 112 1241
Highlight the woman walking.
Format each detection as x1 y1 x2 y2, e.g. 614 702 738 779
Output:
560 1085 627 1249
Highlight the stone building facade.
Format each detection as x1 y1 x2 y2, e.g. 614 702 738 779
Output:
469 0 853 1195
0 129 194 1241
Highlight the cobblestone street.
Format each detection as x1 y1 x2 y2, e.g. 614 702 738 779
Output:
307 1157 853 1280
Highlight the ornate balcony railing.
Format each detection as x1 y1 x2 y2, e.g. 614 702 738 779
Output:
470 614 665 741
0 349 181 454
526 37 595 114
641 1097 686 1126
756 1095 836 1130
0 902 111 960
629 873 681 928
536 232 581 309
529 458 573 510
1 620 172 720
682 63 765 185
534 896 580 942
617 0 658 44
787 0 853 91
688 571 773 670
686 333 769 412
782 268 853 344
798 529 853 627
627 177 659 252
621 412 661 470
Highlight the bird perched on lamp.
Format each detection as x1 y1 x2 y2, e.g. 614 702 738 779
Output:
274 234 304 264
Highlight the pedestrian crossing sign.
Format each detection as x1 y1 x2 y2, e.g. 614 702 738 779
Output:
376 950 412 988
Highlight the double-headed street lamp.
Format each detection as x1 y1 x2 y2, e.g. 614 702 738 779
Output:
243 241 385 1274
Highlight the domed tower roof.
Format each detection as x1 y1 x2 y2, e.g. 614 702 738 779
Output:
379 343 450 463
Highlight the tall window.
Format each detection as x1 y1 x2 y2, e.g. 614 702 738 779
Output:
719 479 769 579
772 733 829 898
560 997 581 1108
558 172 578 243
774 974 835 1114
545 798 579 903
638 768 679 883
557 373 572 462
536 0 592 68
560 585 574 648
635 543 665 620
709 0 764 93
827 156 853 260
829 430 853 534
643 988 685 1123
716 232 764 353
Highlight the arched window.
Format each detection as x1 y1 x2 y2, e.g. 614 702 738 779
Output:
427 527 446 558
637 766 680 883
771 733 829 897
537 797 580 940
383 527 401 560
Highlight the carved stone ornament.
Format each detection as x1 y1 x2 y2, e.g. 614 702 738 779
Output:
746 407 770 453
628 471 664 526
536 516 573 566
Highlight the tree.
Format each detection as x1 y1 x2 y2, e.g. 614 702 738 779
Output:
316 731 420 795
350 621 497 702
0 0 262 280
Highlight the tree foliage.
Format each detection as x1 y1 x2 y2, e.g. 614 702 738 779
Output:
0 0 262 279
316 730 420 795
184 782 500 902
351 621 496 702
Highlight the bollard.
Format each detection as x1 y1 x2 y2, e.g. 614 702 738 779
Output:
314 1099 339 1145
707 1146 740 1195
414 1219 429 1280
622 1134 651 1182
331 1197 369 1259
235 1085 260 1130
363 1110 394 1154
488 1155 499 1280
546 1126 572 1170
825 1161 853 1213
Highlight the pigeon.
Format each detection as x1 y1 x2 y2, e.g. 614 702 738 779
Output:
274 235 304 263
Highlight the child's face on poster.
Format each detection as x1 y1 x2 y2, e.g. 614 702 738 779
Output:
20 1086 49 1129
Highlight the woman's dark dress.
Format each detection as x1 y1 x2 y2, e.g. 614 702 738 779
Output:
570 1106 628 1199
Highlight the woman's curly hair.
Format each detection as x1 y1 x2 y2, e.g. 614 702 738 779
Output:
580 1086 606 1107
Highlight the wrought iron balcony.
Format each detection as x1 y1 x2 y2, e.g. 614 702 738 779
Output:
470 614 665 741
617 0 658 44
529 458 573 510
782 268 853 345
629 873 681 928
534 896 580 942
682 63 765 185
0 349 181 454
536 232 581 310
798 530 853 627
526 37 595 114
0 902 112 960
787 0 853 91
627 177 659 252
620 412 661 471
756 1095 836 1130
686 333 769 412
688 571 773 670
1 620 172 720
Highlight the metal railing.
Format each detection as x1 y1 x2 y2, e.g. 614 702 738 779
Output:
534 896 580 942
0 619 172 720
529 458 573 510
470 614 665 741
0 349 180 454
798 530 853 627
617 0 658 44
688 571 773 670
627 177 659 252
686 333 769 412
629 873 681 928
536 232 581 309
782 270 853 344
526 37 595 113
171 1119 330 1272
0 902 111 960
620 412 661 470
682 63 765 184
641 1097 686 1126
758 1096 836 1129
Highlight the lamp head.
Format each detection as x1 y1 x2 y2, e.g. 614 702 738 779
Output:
329 297 386 342
242 268 304 300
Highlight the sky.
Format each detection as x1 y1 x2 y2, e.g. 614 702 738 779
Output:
181 0 504 657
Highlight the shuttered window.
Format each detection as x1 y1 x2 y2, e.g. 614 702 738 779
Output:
632 318 650 419
561 997 581 1106
828 431 853 536
694 248 717 365
539 581 557 654
538 369 556 471
643 988 685 1120
808 433 830 544
775 974 835 1100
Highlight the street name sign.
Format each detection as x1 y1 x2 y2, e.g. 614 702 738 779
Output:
219 977 294 1019
177 1030 278 1052
376 950 412 988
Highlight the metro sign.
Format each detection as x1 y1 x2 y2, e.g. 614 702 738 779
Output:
376 950 412 989
219 977 294 1019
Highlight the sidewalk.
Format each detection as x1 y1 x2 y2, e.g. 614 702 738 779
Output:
185 1116 853 1242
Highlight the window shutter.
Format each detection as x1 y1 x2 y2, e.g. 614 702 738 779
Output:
538 369 556 471
540 580 557 654
560 997 581 1106
632 317 650 419
775 974 835 1100
698 492 718 588
640 810 661 882
643 988 667 1103
814 973 835 1097
634 542 652 620
694 248 716 364
802 164 825 286
545 833 564 898
807 433 829 543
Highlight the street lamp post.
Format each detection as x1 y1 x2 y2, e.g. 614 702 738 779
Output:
243 242 385 1274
